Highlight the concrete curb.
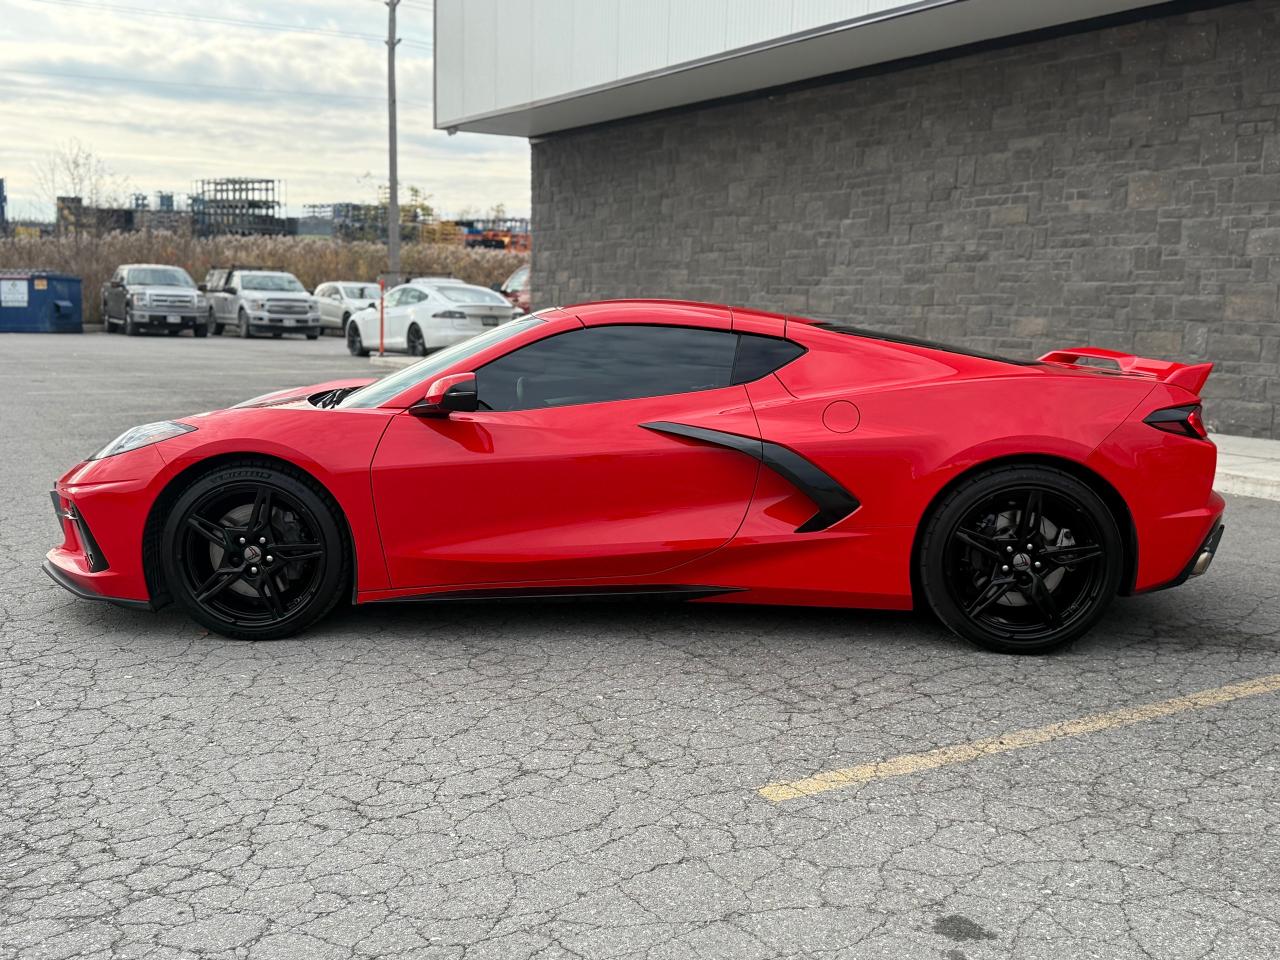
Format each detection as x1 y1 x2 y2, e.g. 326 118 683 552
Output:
369 354 416 370
1213 434 1280 502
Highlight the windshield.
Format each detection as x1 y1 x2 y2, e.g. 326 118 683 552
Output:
127 267 194 287
340 317 545 408
342 284 379 300
434 284 510 306
241 273 306 292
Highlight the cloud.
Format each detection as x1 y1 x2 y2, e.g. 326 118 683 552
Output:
0 0 530 220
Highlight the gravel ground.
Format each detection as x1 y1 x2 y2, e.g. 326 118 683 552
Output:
2 332 1278 960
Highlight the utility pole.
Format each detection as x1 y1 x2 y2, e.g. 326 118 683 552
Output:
386 0 401 281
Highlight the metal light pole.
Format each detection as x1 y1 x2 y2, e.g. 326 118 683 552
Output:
386 0 401 282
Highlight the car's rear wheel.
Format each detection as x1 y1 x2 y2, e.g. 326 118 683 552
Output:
347 321 369 357
918 465 1123 654
161 461 349 640
407 324 427 356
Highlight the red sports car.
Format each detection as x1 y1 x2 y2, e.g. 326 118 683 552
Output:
45 300 1224 654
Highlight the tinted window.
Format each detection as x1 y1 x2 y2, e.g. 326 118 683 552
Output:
477 325 738 412
732 334 805 384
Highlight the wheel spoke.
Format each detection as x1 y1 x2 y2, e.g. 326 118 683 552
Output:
1041 544 1104 567
1025 573 1060 625
249 486 273 533
256 575 286 619
195 566 242 603
966 577 1013 618
272 542 323 563
1017 489 1043 540
955 528 1001 559
187 515 229 548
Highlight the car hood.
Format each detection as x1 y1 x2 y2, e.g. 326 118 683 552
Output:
241 290 311 300
129 284 200 295
229 377 376 409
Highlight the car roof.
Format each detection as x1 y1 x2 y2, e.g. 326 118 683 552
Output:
121 263 188 270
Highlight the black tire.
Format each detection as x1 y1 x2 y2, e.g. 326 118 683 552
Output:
210 308 224 336
271 332 283 339
407 324 427 356
347 321 369 357
161 460 349 641
194 323 209 338
125 316 139 336
918 465 1123 655
340 312 351 337
238 308 252 339
166 328 180 336
306 331 319 341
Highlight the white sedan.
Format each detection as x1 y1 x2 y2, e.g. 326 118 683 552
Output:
346 280 522 357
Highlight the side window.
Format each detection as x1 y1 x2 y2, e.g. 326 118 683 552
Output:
731 334 806 385
477 325 738 412
385 288 403 307
404 288 426 304
315 284 329 298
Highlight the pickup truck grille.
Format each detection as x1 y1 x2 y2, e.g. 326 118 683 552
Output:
150 293 195 308
266 300 309 315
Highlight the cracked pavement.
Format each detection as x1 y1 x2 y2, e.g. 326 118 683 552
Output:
2 333 1279 959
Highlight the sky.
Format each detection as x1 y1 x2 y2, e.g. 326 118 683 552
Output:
0 0 531 221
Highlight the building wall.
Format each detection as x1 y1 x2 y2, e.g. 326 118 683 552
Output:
533 0 1280 437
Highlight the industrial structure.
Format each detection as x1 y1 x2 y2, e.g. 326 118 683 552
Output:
435 0 1280 438
190 178 287 237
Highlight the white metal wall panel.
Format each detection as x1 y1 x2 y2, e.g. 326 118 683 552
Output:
530 4 574 102
617 0 672 78
666 0 730 66
494 0 534 116
792 0 870 34
724 0 794 52
460 0 498 118
432 0 466 126
570 0 621 92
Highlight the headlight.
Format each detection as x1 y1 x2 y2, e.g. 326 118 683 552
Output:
90 421 196 461
195 294 208 309
249 299 266 310
130 292 148 307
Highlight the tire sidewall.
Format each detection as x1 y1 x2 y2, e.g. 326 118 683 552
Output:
919 466 1124 654
161 463 348 640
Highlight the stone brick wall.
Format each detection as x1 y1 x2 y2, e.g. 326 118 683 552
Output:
532 0 1280 437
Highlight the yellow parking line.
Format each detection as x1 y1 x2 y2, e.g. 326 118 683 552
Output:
758 673 1280 803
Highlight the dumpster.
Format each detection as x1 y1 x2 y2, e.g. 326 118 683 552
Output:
0 270 83 333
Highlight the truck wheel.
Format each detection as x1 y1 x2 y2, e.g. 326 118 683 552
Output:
238 309 252 339
194 322 209 338
125 316 139 336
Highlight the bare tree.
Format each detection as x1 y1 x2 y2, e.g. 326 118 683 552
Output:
32 139 130 214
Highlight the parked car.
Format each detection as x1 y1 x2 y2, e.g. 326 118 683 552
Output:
314 281 380 335
44 299 1224 649
101 264 209 337
346 279 521 357
497 264 530 314
202 267 321 339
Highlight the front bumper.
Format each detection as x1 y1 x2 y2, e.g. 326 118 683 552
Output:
45 486 155 610
248 313 320 333
128 310 203 329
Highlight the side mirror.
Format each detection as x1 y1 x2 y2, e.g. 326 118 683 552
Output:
411 373 478 417
490 283 501 291
197 283 207 292
224 286 237 294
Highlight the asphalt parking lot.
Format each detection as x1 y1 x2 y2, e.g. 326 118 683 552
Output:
3 332 1279 960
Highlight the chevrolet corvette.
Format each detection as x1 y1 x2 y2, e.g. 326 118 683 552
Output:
45 300 1224 653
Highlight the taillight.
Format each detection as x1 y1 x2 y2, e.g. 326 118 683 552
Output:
1144 404 1209 440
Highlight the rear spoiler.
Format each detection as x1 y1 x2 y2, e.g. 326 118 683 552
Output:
1038 346 1213 396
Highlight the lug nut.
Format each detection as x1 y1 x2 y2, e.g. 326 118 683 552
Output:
250 566 258 575
1034 561 1042 569
259 537 267 544
1006 546 1014 553
239 537 246 545
266 555 273 563
1026 543 1033 550
1002 565 1010 572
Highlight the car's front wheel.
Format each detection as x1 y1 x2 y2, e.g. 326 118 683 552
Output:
918 465 1123 654
406 324 427 356
238 308 252 338
347 320 369 357
161 461 349 640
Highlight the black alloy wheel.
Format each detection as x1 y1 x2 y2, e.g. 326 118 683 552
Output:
919 466 1123 654
347 321 369 357
407 324 427 356
162 461 348 640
